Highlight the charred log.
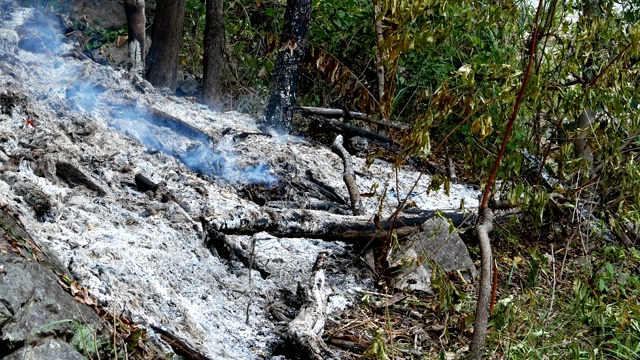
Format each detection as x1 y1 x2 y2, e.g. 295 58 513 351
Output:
134 173 158 193
295 106 409 131
149 325 213 360
306 114 395 148
205 229 271 279
286 252 338 360
206 208 467 243
55 161 106 196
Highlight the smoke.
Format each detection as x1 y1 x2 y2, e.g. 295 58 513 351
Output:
9 7 277 186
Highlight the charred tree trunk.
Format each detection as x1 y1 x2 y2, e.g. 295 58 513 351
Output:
201 0 225 108
124 0 146 75
146 0 187 91
262 0 312 131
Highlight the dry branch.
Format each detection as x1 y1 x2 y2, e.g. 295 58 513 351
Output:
331 135 363 215
287 252 338 360
295 106 409 131
305 114 397 147
205 229 270 279
206 208 467 243
150 325 213 360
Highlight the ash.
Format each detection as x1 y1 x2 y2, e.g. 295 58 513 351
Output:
0 4 479 359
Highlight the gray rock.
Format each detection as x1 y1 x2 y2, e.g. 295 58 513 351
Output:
4 337 87 360
0 207 105 357
177 74 200 97
12 180 57 222
390 217 477 292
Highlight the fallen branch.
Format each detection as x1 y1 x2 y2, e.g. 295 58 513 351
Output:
295 106 409 131
206 208 468 243
306 114 396 148
150 325 213 360
331 135 363 215
287 252 338 360
205 229 271 279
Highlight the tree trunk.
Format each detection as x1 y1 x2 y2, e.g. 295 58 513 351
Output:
201 0 225 109
262 0 312 131
124 0 145 75
573 0 602 169
146 0 187 91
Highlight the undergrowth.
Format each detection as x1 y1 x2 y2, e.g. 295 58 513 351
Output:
327 216 640 359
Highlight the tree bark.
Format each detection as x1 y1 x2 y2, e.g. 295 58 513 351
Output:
262 0 312 131
146 0 187 91
124 0 146 75
201 0 226 109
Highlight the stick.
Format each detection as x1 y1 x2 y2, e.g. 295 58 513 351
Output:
295 106 409 131
331 135 363 215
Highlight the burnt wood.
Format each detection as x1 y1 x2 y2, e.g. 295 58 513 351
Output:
55 161 106 196
134 173 158 193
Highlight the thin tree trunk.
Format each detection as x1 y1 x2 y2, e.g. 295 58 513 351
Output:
573 0 602 169
124 0 145 75
262 0 312 131
373 0 385 102
146 0 187 91
201 0 225 109
468 209 493 359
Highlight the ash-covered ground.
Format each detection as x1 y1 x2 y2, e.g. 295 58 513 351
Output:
0 4 479 359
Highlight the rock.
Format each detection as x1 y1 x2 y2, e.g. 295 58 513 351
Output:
390 217 477 292
0 223 106 357
176 74 200 97
12 179 57 222
3 337 87 360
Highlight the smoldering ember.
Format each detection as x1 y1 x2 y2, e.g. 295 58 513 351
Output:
0 3 483 360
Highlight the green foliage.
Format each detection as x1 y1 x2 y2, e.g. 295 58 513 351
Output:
84 27 128 52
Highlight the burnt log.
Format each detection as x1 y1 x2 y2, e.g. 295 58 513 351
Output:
286 252 338 360
205 229 271 279
295 106 409 131
55 161 106 196
307 114 395 148
134 173 158 193
206 208 467 243
150 325 213 360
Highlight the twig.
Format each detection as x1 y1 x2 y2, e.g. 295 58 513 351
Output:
332 135 363 215
246 236 257 325
489 260 498 314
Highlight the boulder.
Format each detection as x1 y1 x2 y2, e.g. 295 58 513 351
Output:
0 223 106 358
390 217 477 292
